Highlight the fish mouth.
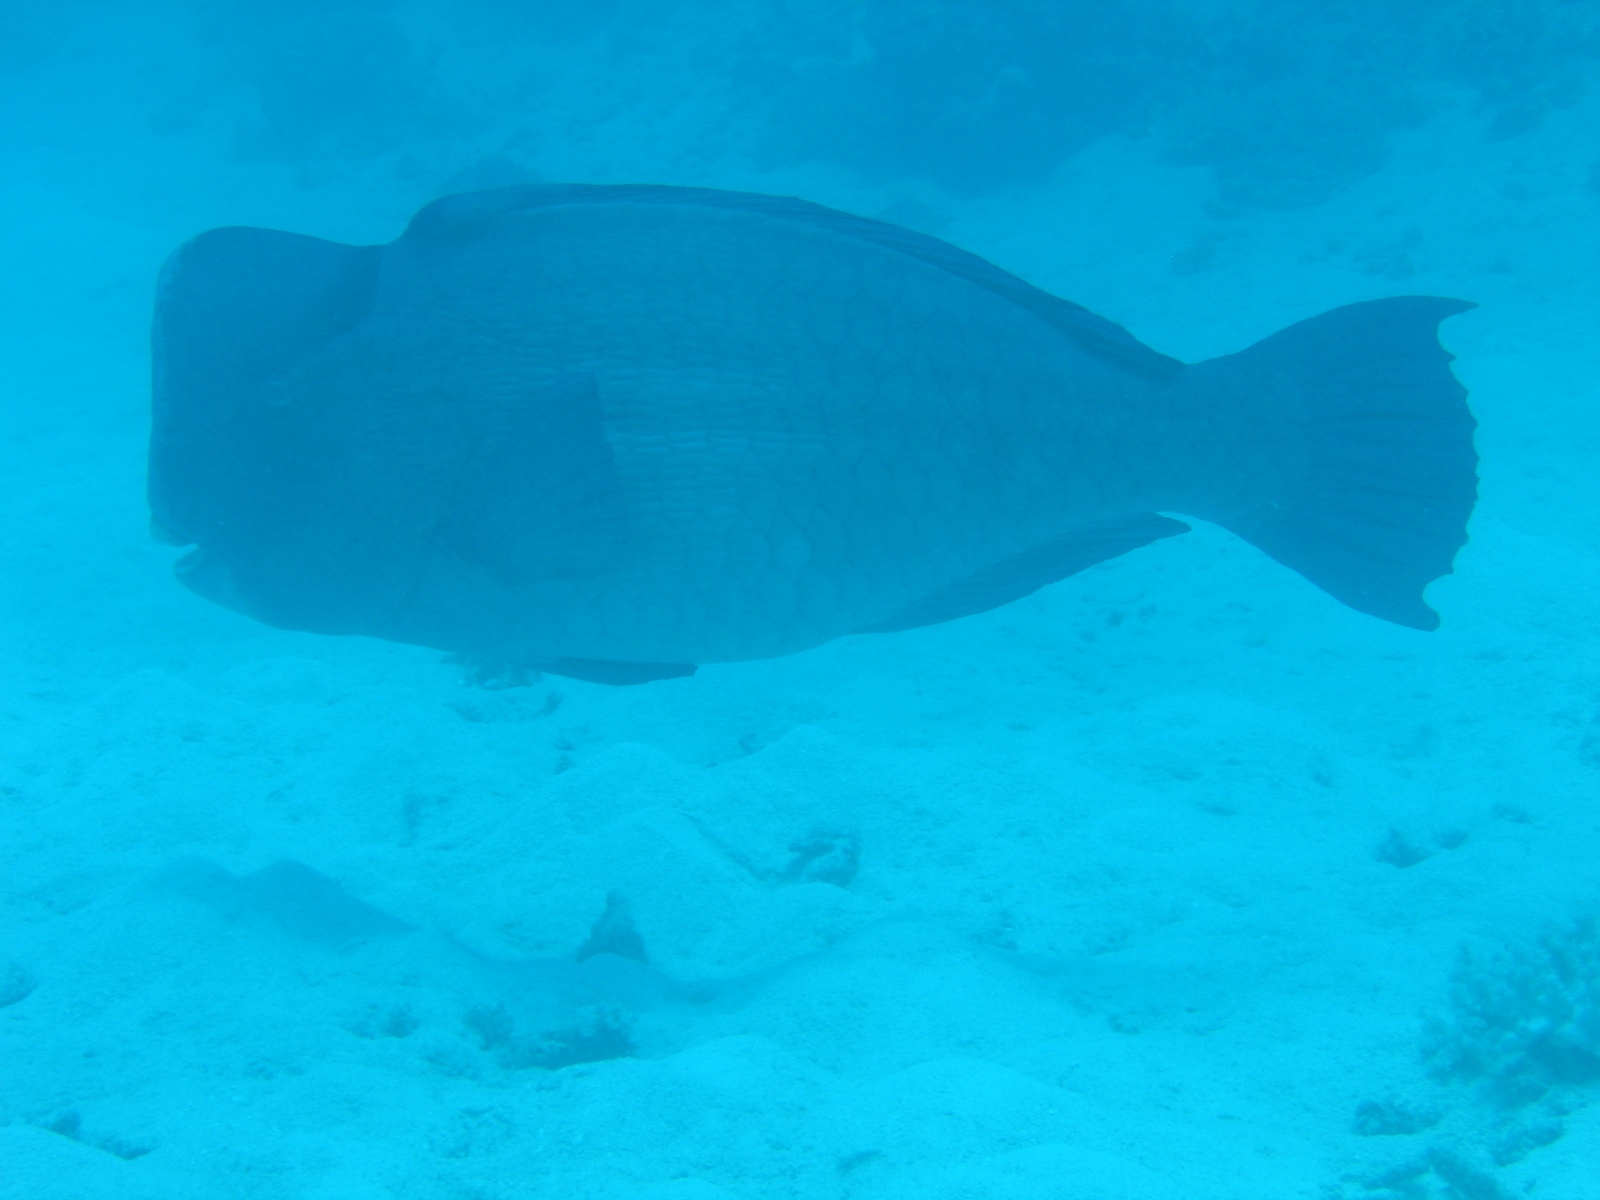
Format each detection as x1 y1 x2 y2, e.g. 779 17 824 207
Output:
150 519 192 547
174 547 255 617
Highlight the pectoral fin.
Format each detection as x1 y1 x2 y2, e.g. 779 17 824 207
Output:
441 371 631 586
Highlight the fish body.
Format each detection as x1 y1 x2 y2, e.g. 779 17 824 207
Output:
150 186 1476 682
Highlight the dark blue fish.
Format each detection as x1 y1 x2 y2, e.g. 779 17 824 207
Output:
150 185 1475 684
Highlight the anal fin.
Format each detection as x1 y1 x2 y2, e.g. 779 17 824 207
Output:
859 513 1189 634
538 658 697 686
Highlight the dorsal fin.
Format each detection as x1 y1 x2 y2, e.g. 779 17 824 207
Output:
405 184 1183 379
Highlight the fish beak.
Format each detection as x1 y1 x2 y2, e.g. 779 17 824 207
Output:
150 519 192 546
174 548 254 617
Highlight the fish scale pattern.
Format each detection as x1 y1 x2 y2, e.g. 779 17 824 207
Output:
411 200 1187 664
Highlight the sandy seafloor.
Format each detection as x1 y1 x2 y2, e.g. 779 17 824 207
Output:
3 9 1600 1200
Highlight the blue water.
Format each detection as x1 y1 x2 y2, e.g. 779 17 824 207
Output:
3 4 1599 1197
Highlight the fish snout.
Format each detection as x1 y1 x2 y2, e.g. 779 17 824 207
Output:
174 547 256 618
150 519 192 546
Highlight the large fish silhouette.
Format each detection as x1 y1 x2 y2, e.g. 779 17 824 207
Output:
150 185 1476 684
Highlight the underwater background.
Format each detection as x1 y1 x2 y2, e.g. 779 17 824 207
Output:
2 2 1599 1197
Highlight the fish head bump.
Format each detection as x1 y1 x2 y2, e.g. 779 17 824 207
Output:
148 225 409 634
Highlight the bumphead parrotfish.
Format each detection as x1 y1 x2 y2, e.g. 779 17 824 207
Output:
149 185 1476 684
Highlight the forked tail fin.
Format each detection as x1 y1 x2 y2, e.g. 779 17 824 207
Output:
1206 296 1477 630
